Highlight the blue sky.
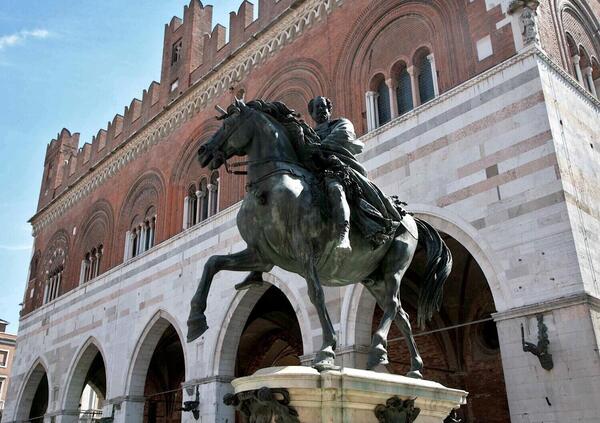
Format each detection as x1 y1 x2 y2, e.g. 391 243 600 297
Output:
0 0 247 334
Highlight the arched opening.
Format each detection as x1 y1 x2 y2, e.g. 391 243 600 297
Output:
391 61 413 115
63 341 107 422
369 73 391 127
592 58 600 97
235 285 303 378
16 363 49 423
414 47 435 104
372 232 509 422
142 324 185 423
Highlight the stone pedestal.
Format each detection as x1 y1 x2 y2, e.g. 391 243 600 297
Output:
225 366 467 422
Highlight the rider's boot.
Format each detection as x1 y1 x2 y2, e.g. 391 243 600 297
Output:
327 179 352 253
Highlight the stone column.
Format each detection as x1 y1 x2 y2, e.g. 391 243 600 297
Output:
183 196 190 230
365 91 379 131
572 54 584 85
79 259 87 285
150 216 156 247
407 66 421 108
583 66 598 97
207 184 218 216
386 78 399 119
427 54 440 96
136 225 143 254
123 230 131 261
198 190 206 221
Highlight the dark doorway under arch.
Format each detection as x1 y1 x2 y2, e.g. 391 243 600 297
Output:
143 324 185 423
78 351 107 421
28 372 48 423
235 285 304 378
373 233 510 422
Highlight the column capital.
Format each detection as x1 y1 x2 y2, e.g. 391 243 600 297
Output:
571 54 581 63
583 66 593 76
207 183 217 192
385 78 398 89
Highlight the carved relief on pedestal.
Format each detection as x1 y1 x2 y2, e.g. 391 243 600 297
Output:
223 387 300 423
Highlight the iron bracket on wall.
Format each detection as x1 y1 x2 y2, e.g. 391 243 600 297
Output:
521 314 554 371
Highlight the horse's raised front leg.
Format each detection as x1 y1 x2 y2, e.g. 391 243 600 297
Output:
305 260 338 371
187 249 273 342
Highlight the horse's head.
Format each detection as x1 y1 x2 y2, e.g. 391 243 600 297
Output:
197 98 255 170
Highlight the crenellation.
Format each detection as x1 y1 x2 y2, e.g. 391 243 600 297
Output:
229 1 255 50
95 129 107 153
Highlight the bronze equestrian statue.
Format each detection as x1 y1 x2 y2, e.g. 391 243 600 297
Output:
186 96 452 378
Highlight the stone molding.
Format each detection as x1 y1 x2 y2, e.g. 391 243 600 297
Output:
492 292 600 321
182 375 235 388
29 0 342 236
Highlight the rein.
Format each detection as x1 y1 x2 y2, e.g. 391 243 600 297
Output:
222 157 301 176
219 156 306 191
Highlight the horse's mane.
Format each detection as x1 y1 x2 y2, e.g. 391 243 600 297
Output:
246 100 320 155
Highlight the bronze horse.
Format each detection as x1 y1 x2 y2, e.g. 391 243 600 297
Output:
186 98 451 377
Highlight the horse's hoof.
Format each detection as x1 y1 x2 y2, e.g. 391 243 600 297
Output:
367 346 388 370
313 358 340 372
406 370 423 379
187 313 208 342
313 349 338 372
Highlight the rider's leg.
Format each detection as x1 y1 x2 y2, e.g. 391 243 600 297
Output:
326 178 351 251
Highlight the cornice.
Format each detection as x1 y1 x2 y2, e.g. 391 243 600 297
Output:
30 0 342 236
492 292 600 321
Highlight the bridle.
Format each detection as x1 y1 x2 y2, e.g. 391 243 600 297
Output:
208 104 307 189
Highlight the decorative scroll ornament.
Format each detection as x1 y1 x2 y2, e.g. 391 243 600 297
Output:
374 397 420 423
508 0 540 45
521 314 554 371
223 387 300 423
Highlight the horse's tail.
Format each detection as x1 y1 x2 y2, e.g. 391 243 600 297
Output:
414 217 452 329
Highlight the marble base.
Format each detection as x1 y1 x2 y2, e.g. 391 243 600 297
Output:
227 366 468 422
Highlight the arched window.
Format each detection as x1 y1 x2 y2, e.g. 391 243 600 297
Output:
80 245 104 284
44 266 63 304
377 80 391 126
183 184 198 230
566 33 580 78
591 58 600 98
365 73 390 131
126 210 156 259
417 52 436 104
209 171 219 216
392 61 413 116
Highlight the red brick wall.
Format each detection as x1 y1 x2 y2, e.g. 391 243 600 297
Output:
25 0 557 314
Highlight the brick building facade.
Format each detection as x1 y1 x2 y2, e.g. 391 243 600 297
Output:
2 0 600 422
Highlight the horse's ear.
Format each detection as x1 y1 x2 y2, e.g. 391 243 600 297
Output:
234 97 247 109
